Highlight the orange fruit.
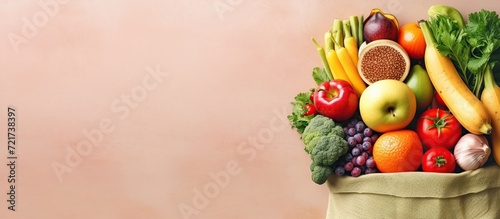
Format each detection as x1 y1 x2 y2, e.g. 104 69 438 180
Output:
373 129 423 173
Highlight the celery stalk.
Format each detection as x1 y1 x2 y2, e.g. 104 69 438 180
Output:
358 15 364 46
349 16 359 44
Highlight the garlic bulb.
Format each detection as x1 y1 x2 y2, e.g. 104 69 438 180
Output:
454 134 491 171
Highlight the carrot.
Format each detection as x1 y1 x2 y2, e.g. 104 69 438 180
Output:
343 20 359 65
336 47 366 96
325 48 351 83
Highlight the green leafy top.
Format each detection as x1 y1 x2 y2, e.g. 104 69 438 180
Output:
466 10 500 73
428 15 471 87
428 9 500 96
312 67 330 85
287 89 314 134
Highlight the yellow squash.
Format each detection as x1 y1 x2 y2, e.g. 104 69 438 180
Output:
343 20 359 64
336 47 366 96
480 67 500 166
421 21 492 135
325 49 351 83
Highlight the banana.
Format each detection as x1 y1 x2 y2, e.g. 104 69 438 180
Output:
428 5 465 28
421 21 492 135
480 67 500 166
491 128 500 166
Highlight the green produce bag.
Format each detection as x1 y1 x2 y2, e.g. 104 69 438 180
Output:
326 164 500 219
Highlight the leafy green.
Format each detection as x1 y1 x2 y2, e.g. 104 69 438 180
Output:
428 9 500 97
465 10 500 95
312 67 330 85
287 89 315 134
428 15 471 88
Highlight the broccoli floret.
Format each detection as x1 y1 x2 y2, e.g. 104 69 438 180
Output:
309 135 348 184
331 125 345 139
302 115 336 144
310 135 348 166
301 115 345 153
300 115 348 184
310 163 333 185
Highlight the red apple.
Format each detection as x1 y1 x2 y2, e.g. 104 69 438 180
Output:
313 80 359 122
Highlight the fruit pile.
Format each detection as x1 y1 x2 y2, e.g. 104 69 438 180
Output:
288 5 500 185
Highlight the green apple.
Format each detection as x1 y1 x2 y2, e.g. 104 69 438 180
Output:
360 79 417 133
404 64 434 112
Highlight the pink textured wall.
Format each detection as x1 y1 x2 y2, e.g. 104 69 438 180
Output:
0 1 498 218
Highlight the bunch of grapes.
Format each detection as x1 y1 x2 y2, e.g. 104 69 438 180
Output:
334 118 380 177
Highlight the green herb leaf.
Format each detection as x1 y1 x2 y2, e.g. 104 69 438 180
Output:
287 89 315 134
464 9 500 96
428 15 472 88
428 9 500 97
312 67 330 85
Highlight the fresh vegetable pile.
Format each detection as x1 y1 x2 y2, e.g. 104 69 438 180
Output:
288 5 500 185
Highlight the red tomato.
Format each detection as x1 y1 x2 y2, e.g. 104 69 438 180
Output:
398 22 426 60
422 148 456 173
416 108 462 149
303 104 317 116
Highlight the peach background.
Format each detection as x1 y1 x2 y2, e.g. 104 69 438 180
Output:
1 1 499 218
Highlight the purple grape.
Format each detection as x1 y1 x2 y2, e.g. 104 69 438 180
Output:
362 141 372 151
366 157 376 169
351 167 362 177
356 156 366 166
351 147 361 156
354 133 363 143
334 166 346 176
351 157 359 167
347 137 357 147
356 144 364 152
348 127 356 136
344 153 353 162
363 136 372 143
355 121 366 133
363 128 373 137
337 118 380 177
344 162 354 172
361 152 369 159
